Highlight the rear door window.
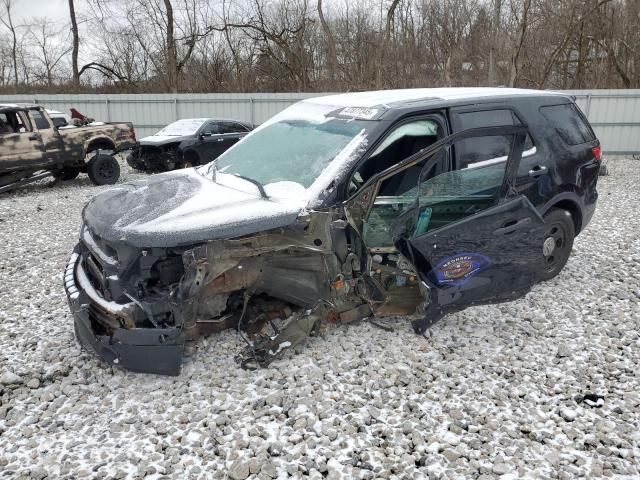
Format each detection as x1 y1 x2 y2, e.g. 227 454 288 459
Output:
451 109 534 169
219 122 246 134
539 103 595 145
30 109 51 130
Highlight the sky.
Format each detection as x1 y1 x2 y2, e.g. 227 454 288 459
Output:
12 0 77 24
8 0 94 62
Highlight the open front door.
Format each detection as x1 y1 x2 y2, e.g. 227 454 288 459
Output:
344 125 547 333
389 125 546 332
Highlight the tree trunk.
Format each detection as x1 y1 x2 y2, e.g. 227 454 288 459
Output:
574 19 586 88
509 0 531 87
318 0 339 85
163 0 178 93
377 0 401 89
68 0 80 88
488 0 501 86
1 0 19 86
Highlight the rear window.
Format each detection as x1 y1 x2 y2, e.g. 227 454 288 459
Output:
453 109 534 169
540 103 595 145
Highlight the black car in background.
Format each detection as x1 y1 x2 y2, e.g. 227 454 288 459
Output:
127 118 253 172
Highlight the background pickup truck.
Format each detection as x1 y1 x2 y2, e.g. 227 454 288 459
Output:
0 104 136 193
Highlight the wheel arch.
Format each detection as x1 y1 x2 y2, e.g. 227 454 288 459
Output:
84 136 116 156
541 195 583 234
182 148 200 165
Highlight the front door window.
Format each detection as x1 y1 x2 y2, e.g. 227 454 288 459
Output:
409 150 508 237
362 132 515 249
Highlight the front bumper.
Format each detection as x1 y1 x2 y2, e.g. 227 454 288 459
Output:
64 247 185 376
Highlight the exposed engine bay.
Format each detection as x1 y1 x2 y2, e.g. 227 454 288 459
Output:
66 208 425 375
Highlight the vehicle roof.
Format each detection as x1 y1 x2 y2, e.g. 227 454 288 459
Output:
0 103 41 112
304 87 569 110
171 118 252 124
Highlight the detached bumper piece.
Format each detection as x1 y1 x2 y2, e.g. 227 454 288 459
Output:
64 249 185 376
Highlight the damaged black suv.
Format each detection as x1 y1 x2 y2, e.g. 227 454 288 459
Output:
64 88 601 375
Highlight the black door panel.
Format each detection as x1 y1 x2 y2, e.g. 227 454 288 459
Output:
400 196 545 310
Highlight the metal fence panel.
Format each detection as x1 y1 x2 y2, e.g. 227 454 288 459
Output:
2 90 639 154
565 90 640 155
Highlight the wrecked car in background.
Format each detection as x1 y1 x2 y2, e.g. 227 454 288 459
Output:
126 118 253 172
1 104 136 193
64 88 601 375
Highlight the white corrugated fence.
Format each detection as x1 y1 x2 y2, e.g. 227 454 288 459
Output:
2 90 639 155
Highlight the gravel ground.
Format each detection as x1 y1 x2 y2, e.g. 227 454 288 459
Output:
0 159 638 480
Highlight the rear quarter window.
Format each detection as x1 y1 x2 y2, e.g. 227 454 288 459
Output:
539 103 595 145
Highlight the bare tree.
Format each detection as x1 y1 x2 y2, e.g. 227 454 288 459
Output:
1 0 637 93
487 0 501 85
508 0 532 87
68 0 80 87
0 0 19 85
317 0 339 84
27 18 72 87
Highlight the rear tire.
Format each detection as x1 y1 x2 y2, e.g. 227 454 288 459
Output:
52 167 80 181
87 154 120 186
540 208 575 281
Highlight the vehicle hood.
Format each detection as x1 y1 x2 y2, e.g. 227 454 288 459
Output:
138 134 193 146
83 169 305 248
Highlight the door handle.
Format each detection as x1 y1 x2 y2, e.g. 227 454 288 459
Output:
28 134 40 141
493 217 531 235
528 165 548 177
217 138 224 142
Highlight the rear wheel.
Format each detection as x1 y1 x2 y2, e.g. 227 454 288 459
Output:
540 208 575 281
87 154 120 186
52 167 80 181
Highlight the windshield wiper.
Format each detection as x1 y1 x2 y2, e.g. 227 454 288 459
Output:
206 161 267 199
234 174 268 199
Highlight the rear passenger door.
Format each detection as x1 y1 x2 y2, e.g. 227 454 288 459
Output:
449 106 548 208
28 109 64 164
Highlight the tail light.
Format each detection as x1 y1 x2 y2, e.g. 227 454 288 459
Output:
592 145 602 162
131 127 136 142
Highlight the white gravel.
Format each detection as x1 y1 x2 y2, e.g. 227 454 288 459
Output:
0 159 639 479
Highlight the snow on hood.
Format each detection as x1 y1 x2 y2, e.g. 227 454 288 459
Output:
138 134 191 145
156 119 208 136
83 169 306 248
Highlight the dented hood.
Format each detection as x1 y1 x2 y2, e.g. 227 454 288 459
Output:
83 169 304 247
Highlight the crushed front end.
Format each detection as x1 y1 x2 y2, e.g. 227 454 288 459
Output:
126 143 179 172
65 225 188 375
63 208 372 375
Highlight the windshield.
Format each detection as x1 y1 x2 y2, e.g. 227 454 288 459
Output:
206 103 375 196
156 119 207 136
